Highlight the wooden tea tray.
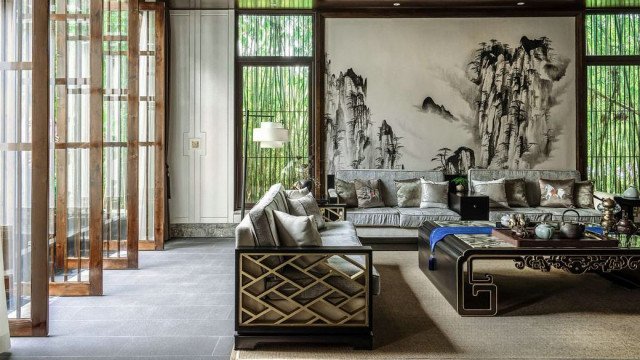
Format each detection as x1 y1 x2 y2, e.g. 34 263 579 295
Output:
491 228 619 248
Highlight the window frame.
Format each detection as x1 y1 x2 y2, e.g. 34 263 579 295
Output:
234 11 316 210
583 7 640 191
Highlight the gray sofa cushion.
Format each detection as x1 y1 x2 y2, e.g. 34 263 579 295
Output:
468 169 581 207
246 184 289 267
335 169 444 207
395 178 421 208
346 207 400 227
319 221 361 247
287 193 326 229
545 208 602 223
398 208 461 228
247 183 289 248
488 207 552 222
321 222 380 296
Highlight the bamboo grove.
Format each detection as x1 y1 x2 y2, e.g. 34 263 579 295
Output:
238 15 313 203
586 12 640 193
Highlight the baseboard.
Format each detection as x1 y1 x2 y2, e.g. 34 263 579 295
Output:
234 332 373 350
170 223 237 238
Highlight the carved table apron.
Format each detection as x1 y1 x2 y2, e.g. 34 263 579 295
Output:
418 221 640 317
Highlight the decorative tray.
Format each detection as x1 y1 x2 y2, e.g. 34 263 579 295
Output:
491 228 619 248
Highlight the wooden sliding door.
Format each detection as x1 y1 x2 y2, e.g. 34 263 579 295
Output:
138 1 166 251
102 0 139 270
0 0 50 335
49 0 104 296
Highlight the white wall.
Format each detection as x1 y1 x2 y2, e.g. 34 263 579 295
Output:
169 10 235 224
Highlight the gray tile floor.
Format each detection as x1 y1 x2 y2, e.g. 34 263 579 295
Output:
2 238 235 360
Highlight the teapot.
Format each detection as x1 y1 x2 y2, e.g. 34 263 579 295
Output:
616 210 637 235
559 209 586 239
535 223 555 240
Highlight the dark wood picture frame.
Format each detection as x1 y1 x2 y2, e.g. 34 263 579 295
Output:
314 6 586 191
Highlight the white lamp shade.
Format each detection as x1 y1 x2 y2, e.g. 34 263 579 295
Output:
253 122 289 148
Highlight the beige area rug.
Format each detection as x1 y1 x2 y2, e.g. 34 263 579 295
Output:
232 251 640 360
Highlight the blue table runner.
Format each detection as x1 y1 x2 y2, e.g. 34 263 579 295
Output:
428 225 604 270
428 226 493 270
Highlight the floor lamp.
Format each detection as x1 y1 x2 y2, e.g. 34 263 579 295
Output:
240 114 290 219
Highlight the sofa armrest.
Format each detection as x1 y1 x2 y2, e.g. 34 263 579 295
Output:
236 245 372 253
235 246 373 329
318 204 347 222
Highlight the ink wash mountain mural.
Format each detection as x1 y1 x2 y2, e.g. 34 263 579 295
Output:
467 37 570 169
325 62 404 173
325 17 576 175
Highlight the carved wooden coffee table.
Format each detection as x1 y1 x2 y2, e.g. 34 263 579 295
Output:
418 221 640 316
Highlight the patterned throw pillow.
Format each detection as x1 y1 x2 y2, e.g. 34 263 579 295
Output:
335 179 358 207
505 178 529 207
287 193 326 229
472 178 509 208
539 178 575 208
395 178 421 208
353 179 385 208
574 181 595 209
419 179 449 209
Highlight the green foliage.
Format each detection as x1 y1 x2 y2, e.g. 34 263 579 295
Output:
237 0 313 9
587 13 640 193
451 177 468 186
586 14 640 56
239 15 313 203
587 0 640 7
242 66 311 203
237 15 313 57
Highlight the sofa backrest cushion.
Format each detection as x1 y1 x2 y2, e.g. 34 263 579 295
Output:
246 183 289 248
468 169 581 207
334 170 445 207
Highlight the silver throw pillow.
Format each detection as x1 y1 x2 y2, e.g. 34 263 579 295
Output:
539 178 575 208
287 192 326 229
419 179 449 209
395 178 421 208
273 210 323 268
354 179 385 208
574 181 595 209
472 178 509 208
335 179 358 207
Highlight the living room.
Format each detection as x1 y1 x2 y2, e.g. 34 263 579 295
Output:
0 0 639 359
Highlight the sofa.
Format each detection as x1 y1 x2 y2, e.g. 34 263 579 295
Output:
331 170 462 249
467 169 602 223
330 169 602 248
235 183 379 350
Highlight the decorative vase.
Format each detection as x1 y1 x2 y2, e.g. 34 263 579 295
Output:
455 184 465 194
598 198 619 235
535 223 555 240
622 185 640 199
500 214 512 227
616 210 637 235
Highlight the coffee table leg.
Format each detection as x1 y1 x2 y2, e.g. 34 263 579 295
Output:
457 255 498 316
